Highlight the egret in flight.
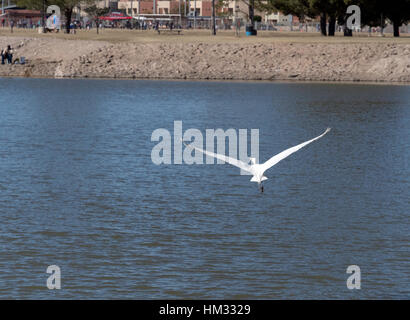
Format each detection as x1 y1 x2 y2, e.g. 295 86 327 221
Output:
183 128 331 192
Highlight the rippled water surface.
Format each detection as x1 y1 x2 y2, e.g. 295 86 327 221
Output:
0 78 409 299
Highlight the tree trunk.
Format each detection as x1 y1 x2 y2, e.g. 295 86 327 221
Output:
65 7 73 34
249 0 254 26
328 15 336 36
320 13 327 36
211 0 216 35
380 13 385 37
393 19 400 37
344 25 352 36
338 15 351 37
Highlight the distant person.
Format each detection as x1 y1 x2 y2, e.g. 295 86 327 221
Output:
70 22 76 34
6 45 13 64
10 20 14 33
0 48 6 65
1 45 14 64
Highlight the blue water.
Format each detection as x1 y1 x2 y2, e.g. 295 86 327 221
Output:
0 78 409 299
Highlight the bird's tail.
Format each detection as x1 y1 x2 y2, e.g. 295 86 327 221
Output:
251 176 268 183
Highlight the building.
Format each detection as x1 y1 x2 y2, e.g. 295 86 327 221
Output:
113 0 295 25
118 1 178 15
265 11 289 24
1 9 42 27
118 0 247 19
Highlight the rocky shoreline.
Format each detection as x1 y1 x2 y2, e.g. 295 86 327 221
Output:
1 36 409 83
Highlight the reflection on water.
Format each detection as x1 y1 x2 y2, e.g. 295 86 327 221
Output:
0 78 409 299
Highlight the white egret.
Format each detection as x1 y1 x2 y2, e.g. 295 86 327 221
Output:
183 128 331 192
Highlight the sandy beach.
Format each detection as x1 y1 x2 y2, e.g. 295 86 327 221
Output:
0 30 409 82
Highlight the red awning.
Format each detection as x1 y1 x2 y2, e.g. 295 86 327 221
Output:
98 13 132 20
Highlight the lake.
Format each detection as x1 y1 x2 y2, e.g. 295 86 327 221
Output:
0 78 409 299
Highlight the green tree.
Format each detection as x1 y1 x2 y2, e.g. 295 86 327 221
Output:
266 0 410 37
345 0 410 37
17 0 93 33
309 0 348 36
268 0 316 20
265 0 353 36
382 0 410 37
84 4 109 34
215 0 230 17
264 0 327 34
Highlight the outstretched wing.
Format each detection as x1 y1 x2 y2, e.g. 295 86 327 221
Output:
260 128 331 173
183 141 252 173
